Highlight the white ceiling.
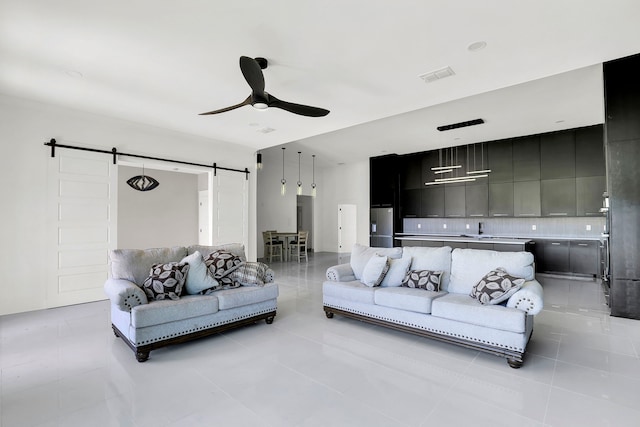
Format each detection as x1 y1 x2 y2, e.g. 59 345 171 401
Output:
2 1 640 165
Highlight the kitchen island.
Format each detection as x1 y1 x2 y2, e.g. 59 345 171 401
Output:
395 233 532 251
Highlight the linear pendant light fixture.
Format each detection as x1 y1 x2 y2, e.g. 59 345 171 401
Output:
280 147 286 196
297 151 303 195
467 142 491 174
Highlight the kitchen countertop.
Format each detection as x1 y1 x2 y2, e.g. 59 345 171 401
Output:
395 233 604 243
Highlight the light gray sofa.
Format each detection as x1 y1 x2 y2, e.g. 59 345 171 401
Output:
105 243 278 362
323 244 543 368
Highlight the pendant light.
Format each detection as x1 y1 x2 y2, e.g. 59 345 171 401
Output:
296 151 303 195
467 142 491 174
256 152 263 170
311 154 317 197
280 147 286 196
127 164 159 192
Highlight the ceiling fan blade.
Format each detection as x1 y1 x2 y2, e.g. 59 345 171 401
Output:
239 56 265 95
268 94 330 117
199 96 252 115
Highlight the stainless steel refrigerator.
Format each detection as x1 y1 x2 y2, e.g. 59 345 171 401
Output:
370 207 394 248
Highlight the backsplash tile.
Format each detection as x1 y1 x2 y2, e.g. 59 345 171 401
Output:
402 217 605 238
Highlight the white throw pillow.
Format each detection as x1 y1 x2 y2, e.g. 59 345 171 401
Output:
180 251 220 294
350 243 402 280
380 254 412 287
360 254 390 287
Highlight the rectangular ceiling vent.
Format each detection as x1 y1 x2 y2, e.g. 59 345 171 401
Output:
419 66 455 83
437 118 485 132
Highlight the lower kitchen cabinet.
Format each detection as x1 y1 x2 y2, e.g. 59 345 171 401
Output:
526 241 545 273
541 240 570 273
569 240 599 276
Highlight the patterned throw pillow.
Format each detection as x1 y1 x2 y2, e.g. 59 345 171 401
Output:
402 270 443 291
142 262 190 301
229 262 273 287
470 267 525 305
205 250 245 279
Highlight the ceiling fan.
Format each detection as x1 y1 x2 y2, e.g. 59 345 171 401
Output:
199 56 330 117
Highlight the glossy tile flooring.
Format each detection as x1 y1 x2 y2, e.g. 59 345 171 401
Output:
2 252 640 426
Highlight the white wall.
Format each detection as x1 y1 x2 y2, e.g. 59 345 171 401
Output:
118 166 198 249
0 94 255 315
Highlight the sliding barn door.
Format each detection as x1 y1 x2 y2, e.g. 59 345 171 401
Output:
210 170 248 249
47 149 117 308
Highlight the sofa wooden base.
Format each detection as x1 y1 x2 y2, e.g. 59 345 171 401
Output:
324 306 526 368
112 311 276 362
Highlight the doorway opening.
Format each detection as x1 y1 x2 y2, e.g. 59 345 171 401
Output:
296 195 314 251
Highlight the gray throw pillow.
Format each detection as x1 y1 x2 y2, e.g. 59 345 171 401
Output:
402 270 443 291
142 262 189 301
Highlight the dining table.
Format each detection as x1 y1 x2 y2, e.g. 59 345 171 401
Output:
270 231 298 261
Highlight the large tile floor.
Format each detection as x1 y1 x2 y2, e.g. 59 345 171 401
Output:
2 252 640 426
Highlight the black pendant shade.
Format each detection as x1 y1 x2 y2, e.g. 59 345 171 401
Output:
127 174 159 191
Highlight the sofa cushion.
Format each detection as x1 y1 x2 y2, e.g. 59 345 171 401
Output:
350 244 402 280
181 251 220 295
323 280 376 305
361 254 390 287
131 294 219 328
110 246 188 286
431 293 526 333
142 262 190 301
188 243 247 261
374 287 446 314
448 248 534 295
380 254 412 287
215 282 279 310
402 246 452 290
470 268 525 305
402 270 443 291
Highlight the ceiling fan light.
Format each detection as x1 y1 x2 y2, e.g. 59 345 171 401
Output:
253 102 268 110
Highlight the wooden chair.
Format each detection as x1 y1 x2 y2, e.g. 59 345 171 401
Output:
289 230 309 262
262 231 283 262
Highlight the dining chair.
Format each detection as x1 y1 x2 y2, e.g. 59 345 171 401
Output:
288 230 308 262
263 231 283 262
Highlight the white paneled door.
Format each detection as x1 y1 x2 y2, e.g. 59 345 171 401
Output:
338 204 357 253
47 149 117 308
210 170 248 249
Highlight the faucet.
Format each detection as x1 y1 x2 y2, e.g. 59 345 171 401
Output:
478 222 484 235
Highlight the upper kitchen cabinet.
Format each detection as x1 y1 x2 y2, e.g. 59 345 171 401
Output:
513 180 541 217
421 186 445 218
370 155 398 207
575 125 605 177
541 178 576 217
488 139 513 183
401 189 421 217
400 153 422 190
444 185 466 217
421 150 442 186
576 176 606 216
605 55 640 142
540 130 575 179
489 182 514 217
465 182 489 218
512 136 540 181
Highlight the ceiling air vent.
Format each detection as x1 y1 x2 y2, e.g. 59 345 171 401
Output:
419 66 455 83
437 118 485 132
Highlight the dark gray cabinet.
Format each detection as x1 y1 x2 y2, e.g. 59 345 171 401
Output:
488 139 513 183
542 240 570 273
465 183 488 217
421 187 444 217
513 180 541 217
527 241 545 273
576 176 606 217
493 243 525 252
540 131 575 179
401 153 423 190
401 189 421 217
489 182 514 217
512 136 541 181
575 125 605 177
444 185 466 217
370 155 397 207
570 240 599 276
541 178 576 217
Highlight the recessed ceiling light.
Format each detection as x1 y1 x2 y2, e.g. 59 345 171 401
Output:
65 70 84 79
467 41 487 52
555 120 565 123
256 127 275 134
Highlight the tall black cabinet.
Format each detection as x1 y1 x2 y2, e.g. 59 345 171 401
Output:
604 53 640 319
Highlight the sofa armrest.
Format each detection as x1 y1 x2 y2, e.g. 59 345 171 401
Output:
104 279 148 312
326 263 356 282
506 280 543 315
